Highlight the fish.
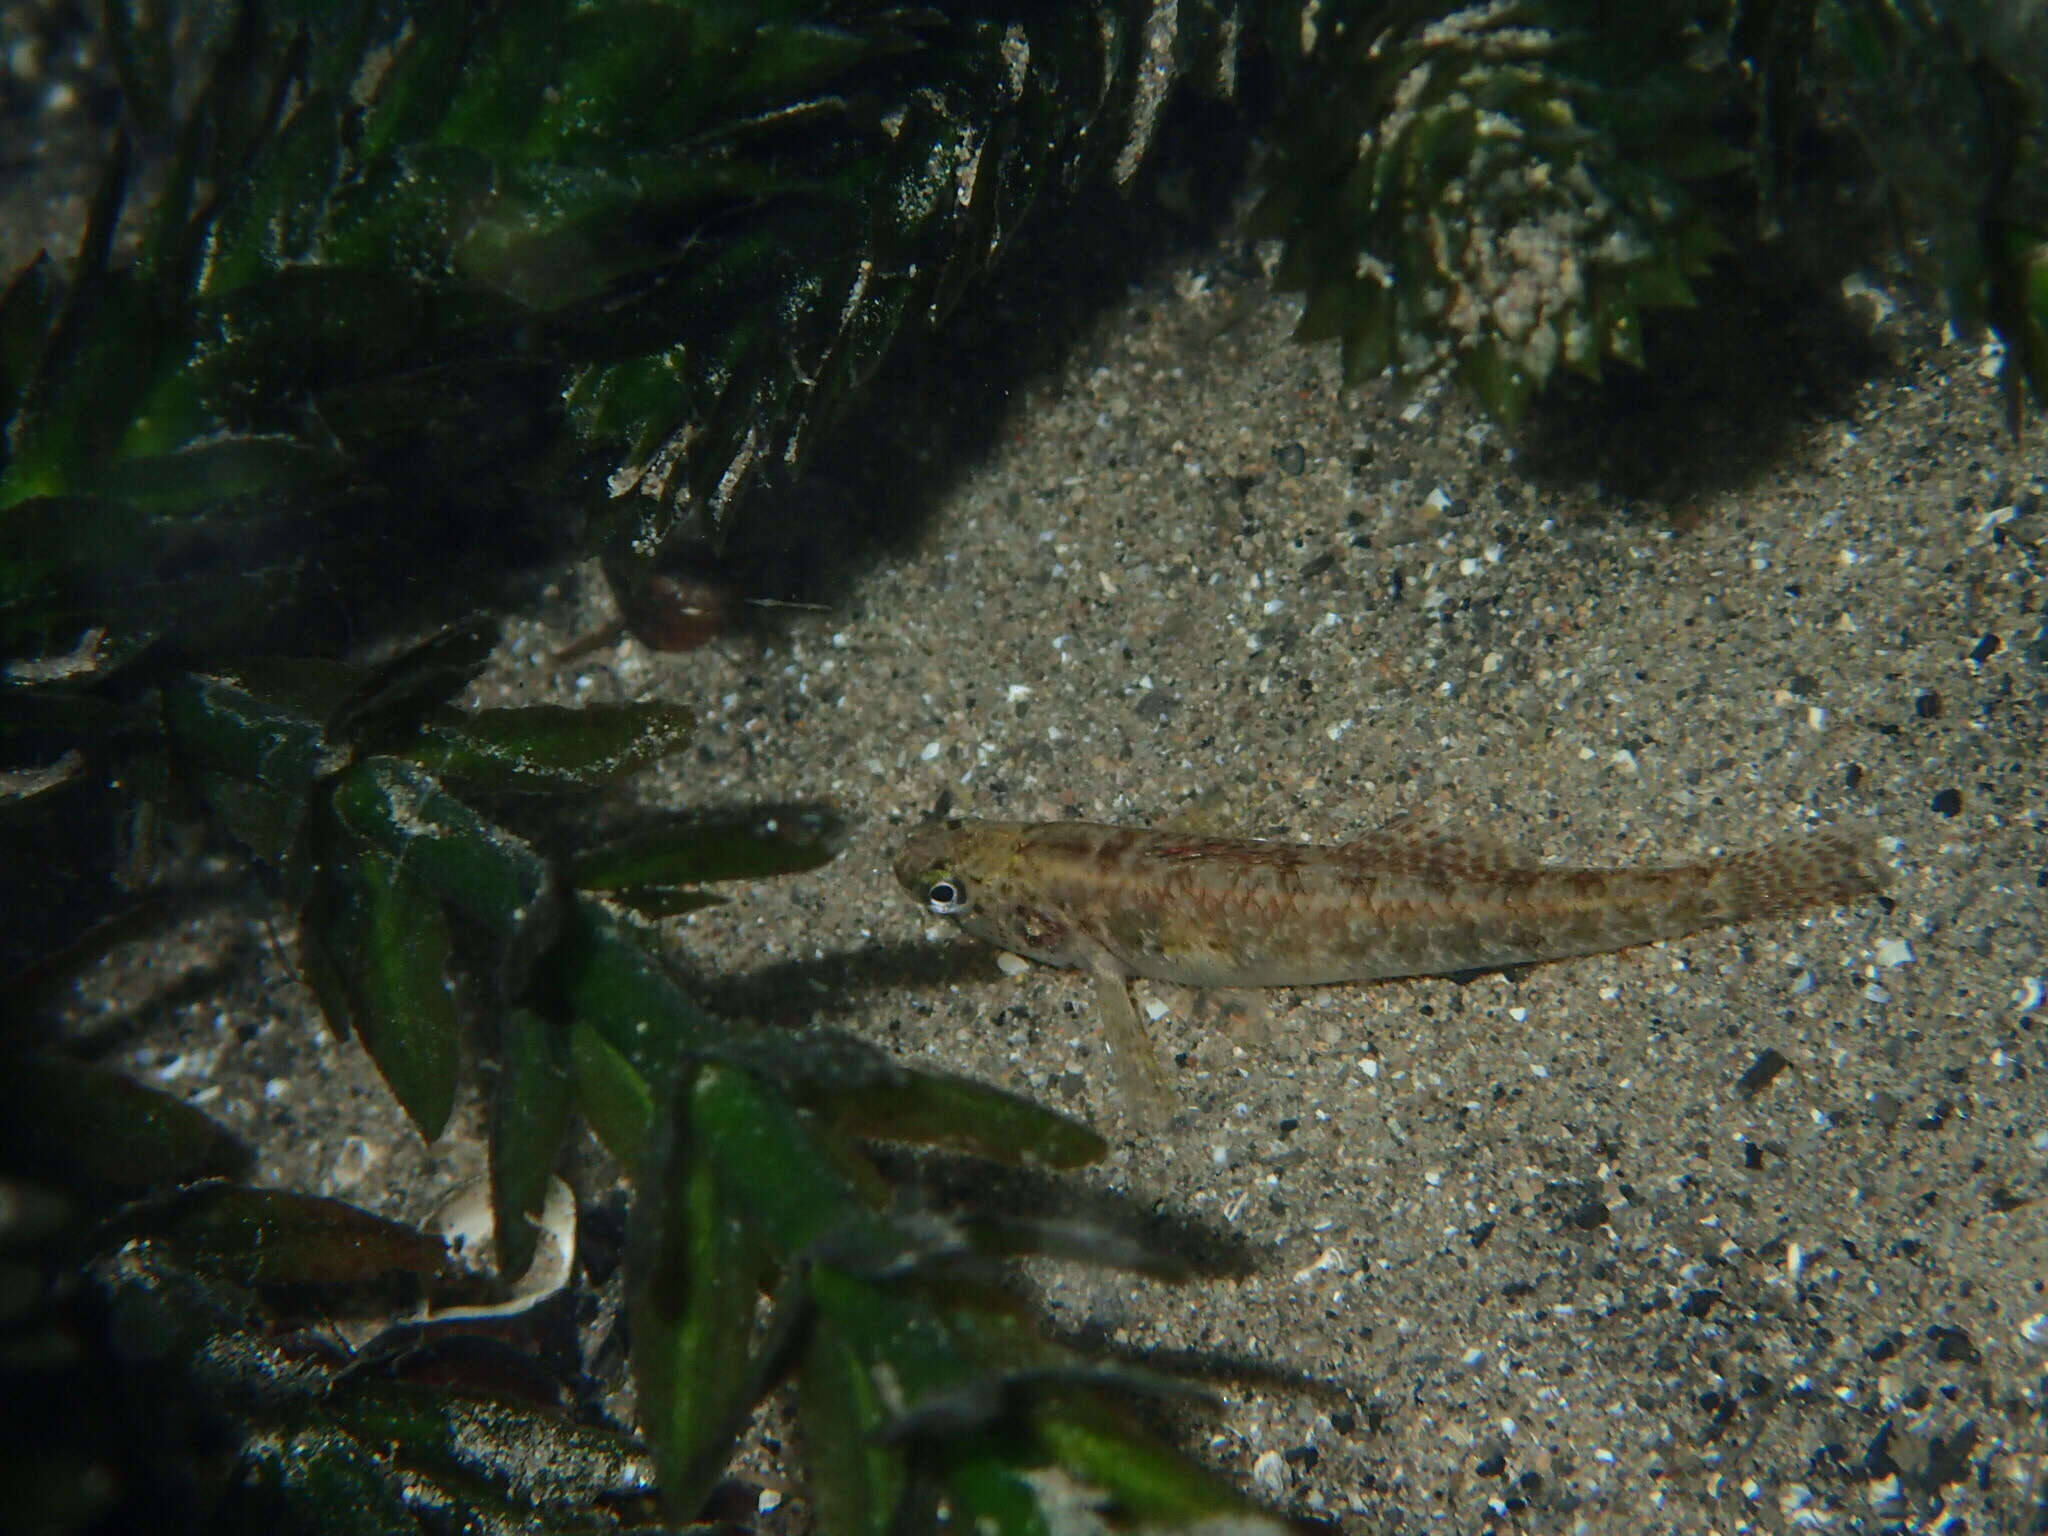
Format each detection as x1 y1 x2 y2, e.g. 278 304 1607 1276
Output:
893 815 1888 1116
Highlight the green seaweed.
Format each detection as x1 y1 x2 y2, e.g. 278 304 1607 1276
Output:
6 608 1257 1531
1252 0 1743 418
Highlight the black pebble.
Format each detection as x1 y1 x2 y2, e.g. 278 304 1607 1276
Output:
1927 1324 1981 1365
1932 788 1963 817
1568 1198 1610 1230
1914 689 1942 718
1737 1047 1791 1098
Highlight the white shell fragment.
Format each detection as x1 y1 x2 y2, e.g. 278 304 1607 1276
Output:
424 1173 577 1321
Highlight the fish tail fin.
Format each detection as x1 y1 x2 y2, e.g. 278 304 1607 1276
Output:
1710 830 1889 921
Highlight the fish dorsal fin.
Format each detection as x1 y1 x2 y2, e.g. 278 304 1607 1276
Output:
1338 816 1540 878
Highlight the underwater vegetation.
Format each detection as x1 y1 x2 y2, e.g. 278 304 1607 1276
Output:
1 0 2045 1531
1253 0 2048 424
2 615 1271 1532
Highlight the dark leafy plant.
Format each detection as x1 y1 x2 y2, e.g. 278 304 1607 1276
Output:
0 0 1251 615
0 1053 661 1533
0 5 1292 1523
1812 0 2048 428
1251 0 1742 419
2 3 2043 663
5 634 1279 1531
1249 0 2048 422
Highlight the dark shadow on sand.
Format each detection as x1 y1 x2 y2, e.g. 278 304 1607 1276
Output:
667 935 997 1026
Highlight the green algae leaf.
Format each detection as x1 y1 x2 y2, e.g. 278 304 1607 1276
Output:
628 1058 1011 1526
568 1019 656 1175
1035 1391 1281 1530
553 897 1089 1182
568 802 843 891
81 436 349 509
628 1062 777 1522
161 664 364 874
632 1062 1218 1533
351 844 461 1143
669 1023 1105 1171
328 756 560 961
1256 0 1737 420
679 1061 889 1260
793 1260 1280 1536
328 615 501 749
104 1185 461 1289
799 1053 1106 1171
798 1281 910 1536
0 1055 250 1193
938 1452 1052 1536
907 1300 1219 1425
215 656 368 730
489 1008 574 1279
550 896 728 1083
399 700 696 793
79 1233 646 1535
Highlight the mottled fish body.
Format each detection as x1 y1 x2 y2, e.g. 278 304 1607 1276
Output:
893 818 1888 988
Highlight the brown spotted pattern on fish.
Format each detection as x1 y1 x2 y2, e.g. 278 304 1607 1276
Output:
893 817 1888 990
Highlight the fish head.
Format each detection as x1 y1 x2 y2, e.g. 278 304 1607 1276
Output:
892 819 1087 969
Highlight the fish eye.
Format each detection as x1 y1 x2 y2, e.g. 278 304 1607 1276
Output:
925 874 970 915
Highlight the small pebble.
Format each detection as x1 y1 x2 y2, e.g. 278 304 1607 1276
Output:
1251 1450 1287 1493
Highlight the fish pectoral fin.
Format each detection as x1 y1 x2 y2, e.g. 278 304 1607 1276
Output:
1340 815 1540 878
1090 967 1178 1127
